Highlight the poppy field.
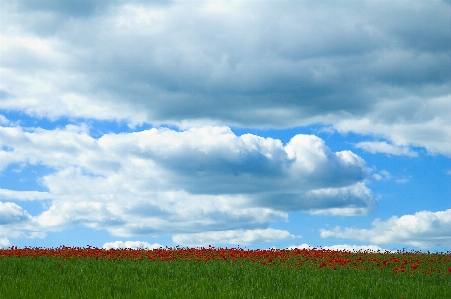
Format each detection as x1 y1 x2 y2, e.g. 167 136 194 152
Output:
1 246 450 298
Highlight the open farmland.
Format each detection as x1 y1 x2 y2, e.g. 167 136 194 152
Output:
1 246 450 298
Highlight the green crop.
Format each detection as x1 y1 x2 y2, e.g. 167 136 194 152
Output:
1 246 450 298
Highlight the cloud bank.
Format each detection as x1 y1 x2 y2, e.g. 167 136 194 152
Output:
0 124 374 243
1 0 450 155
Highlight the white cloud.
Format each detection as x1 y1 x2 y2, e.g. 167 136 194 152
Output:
1 1 450 155
286 243 391 253
0 202 45 239
355 141 418 157
173 228 298 247
304 183 376 216
0 125 374 242
0 202 33 225
285 243 315 250
372 170 391 181
102 241 163 250
0 115 10 126
0 189 52 201
320 209 451 248
0 238 11 249
334 96 451 156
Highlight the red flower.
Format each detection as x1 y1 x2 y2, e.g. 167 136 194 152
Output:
410 264 420 270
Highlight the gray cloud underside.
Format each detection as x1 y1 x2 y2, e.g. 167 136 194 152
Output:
0 125 374 238
1 1 450 155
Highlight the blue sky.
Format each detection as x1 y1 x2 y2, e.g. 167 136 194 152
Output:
0 0 450 252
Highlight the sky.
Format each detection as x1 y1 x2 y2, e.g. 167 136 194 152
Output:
0 0 450 252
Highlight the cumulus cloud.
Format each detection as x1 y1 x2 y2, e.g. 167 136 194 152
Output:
0 202 33 225
102 241 164 250
355 141 418 157
0 201 45 239
302 183 376 216
0 124 374 241
320 209 451 248
0 238 11 249
173 228 298 247
1 1 450 155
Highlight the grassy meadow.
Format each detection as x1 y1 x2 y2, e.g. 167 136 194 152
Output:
1 246 450 298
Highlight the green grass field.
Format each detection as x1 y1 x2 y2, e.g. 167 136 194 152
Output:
1 247 450 298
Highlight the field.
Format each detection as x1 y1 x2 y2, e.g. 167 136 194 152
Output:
1 246 450 298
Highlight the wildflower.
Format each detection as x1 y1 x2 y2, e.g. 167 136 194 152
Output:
411 264 420 270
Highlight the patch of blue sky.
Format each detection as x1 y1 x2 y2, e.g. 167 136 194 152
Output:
0 110 157 138
1 145 13 152
362 151 450 215
12 225 112 249
0 163 52 192
0 163 53 217
1 110 69 130
12 225 173 250
8 200 52 218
